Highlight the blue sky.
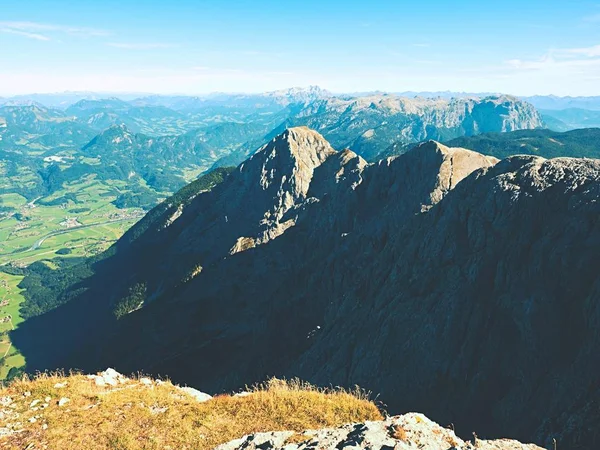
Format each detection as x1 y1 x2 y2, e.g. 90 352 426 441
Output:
2 0 600 96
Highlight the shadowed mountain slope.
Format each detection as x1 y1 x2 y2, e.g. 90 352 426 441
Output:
12 128 600 449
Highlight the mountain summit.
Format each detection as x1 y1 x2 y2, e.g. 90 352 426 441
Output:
12 128 600 448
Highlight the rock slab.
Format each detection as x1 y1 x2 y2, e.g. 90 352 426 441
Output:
215 413 544 450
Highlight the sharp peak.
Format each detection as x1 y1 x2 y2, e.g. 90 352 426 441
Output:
407 140 457 157
276 127 335 152
246 127 336 179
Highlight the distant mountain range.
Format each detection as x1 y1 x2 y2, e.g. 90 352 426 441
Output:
6 87 600 216
4 88 600 108
0 90 542 209
11 127 600 449
7 87 600 135
5 87 600 109
278 94 542 161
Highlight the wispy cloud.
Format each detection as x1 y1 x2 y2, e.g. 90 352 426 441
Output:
0 21 109 41
108 42 176 50
191 66 294 77
0 27 50 41
506 44 600 71
560 44 600 57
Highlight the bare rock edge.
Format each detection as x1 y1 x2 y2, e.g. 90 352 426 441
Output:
216 412 543 450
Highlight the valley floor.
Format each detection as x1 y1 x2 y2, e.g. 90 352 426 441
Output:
0 176 148 378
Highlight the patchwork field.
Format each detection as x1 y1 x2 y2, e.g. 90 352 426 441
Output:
0 177 150 378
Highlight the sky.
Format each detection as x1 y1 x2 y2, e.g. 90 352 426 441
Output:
2 0 600 96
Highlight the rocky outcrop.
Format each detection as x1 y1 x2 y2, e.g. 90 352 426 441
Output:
399 140 499 209
84 368 213 401
216 413 544 450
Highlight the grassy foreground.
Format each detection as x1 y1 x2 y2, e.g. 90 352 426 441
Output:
0 373 382 449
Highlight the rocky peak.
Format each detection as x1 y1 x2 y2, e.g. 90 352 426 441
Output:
410 140 499 207
243 126 336 198
354 140 499 224
220 127 336 251
140 127 339 266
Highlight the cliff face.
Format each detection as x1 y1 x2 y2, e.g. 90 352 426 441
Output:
287 95 543 160
12 128 600 449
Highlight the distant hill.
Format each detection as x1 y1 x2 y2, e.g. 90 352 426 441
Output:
539 108 600 131
523 95 600 111
444 128 600 159
380 128 600 160
0 101 274 206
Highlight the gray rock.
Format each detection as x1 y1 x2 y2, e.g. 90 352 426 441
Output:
176 386 212 403
215 413 543 450
88 368 129 387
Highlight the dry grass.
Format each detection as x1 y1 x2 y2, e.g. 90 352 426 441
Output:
445 434 461 447
390 424 408 441
0 373 382 450
284 432 312 445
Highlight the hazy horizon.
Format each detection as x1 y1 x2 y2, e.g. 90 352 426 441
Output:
3 87 600 100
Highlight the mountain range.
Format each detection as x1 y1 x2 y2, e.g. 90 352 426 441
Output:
6 88 600 109
13 87 600 134
10 126 600 449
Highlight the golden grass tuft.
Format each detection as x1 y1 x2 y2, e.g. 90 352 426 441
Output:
390 424 408 441
284 432 312 445
0 373 382 450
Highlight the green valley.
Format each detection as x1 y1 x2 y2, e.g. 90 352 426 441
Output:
0 178 147 378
